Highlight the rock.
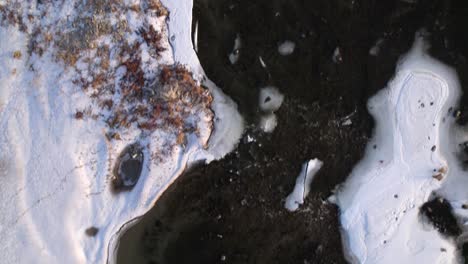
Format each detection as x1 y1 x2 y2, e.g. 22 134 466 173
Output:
112 143 144 192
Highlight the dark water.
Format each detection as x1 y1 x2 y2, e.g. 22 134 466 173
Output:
118 0 468 263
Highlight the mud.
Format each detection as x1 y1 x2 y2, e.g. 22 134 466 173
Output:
118 0 468 263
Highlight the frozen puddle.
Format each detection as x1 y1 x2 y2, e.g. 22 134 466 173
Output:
336 33 462 263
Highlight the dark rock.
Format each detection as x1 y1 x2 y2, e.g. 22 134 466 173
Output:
85 227 99 237
112 143 144 192
420 197 461 237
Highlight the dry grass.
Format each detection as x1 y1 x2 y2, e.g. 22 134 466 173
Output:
0 1 213 151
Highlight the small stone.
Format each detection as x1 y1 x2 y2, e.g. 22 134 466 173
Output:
13 50 22 59
431 145 436 152
85 227 99 237
432 174 443 181
75 111 84 119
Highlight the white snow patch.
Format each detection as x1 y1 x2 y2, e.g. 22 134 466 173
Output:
259 56 267 68
335 32 462 264
369 38 384 56
258 86 284 133
193 20 199 53
285 159 323 211
162 0 245 161
278 40 295 56
228 34 242 64
259 86 284 113
259 114 277 133
332 47 343 63
341 119 352 126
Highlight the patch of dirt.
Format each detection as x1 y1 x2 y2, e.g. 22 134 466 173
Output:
420 197 461 238
118 0 468 263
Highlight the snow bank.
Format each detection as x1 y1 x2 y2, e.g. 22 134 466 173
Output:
285 159 323 211
0 1 244 263
161 0 244 161
335 32 462 263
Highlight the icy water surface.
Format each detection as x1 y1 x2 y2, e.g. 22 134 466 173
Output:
118 0 468 263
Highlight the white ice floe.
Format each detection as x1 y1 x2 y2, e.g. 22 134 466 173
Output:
335 32 463 263
278 40 296 56
0 1 244 264
285 159 323 211
228 34 242 64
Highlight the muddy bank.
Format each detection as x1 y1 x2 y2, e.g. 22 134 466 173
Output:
118 0 468 263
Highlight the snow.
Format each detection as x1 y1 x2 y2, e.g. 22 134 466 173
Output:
259 86 284 113
278 40 295 56
259 114 278 133
369 38 384 56
259 56 267 68
0 1 244 263
162 0 245 161
228 34 242 64
285 159 323 211
341 119 352 126
335 32 462 263
332 47 343 63
193 20 199 52
258 86 284 133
